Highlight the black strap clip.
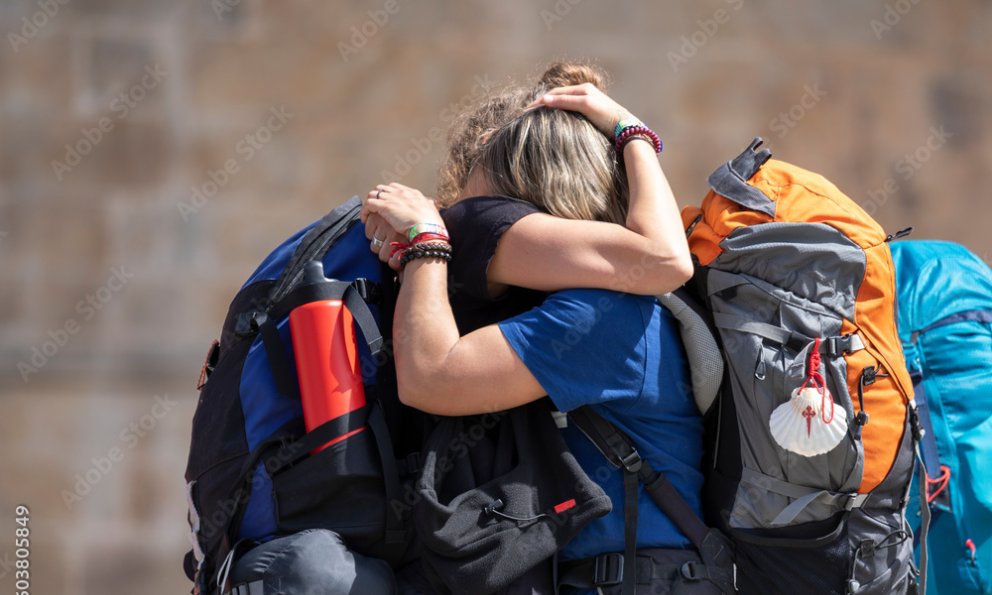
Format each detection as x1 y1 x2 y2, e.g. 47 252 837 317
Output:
351 277 381 304
885 227 914 242
619 449 643 474
680 561 702 581
397 451 422 478
234 310 267 337
593 552 625 587
859 539 877 560
909 400 925 443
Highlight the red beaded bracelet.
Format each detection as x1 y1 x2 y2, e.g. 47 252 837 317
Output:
615 125 662 154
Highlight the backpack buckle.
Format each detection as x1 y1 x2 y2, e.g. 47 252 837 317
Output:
593 552 624 587
398 451 422 478
234 311 267 337
680 561 702 581
351 278 381 304
619 450 643 473
845 493 869 511
825 333 865 356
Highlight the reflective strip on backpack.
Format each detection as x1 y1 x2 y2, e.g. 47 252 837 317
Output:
185 481 205 569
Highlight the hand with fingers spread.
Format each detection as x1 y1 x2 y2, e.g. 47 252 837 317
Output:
527 82 638 139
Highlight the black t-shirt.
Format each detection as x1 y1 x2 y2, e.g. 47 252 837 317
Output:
441 195 546 333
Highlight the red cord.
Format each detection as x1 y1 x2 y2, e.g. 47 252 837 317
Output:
389 241 410 260
799 338 835 423
926 465 951 503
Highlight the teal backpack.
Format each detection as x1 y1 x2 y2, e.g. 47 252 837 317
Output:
892 240 992 594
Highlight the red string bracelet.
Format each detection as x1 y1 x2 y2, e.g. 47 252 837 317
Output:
410 232 451 245
389 241 410 261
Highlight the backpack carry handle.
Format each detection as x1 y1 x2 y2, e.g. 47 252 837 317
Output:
707 137 776 218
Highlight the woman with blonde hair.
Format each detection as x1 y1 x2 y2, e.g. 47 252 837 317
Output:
364 64 727 594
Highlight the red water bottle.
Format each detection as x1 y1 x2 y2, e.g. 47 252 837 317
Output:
289 262 367 453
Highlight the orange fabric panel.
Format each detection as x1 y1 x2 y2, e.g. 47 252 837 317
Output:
848 244 914 492
684 159 915 494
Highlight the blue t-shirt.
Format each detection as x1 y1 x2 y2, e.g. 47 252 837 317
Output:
498 288 704 561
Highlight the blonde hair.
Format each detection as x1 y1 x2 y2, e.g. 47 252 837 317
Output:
473 63 628 224
436 62 628 225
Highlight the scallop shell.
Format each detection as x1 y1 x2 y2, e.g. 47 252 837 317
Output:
769 386 848 457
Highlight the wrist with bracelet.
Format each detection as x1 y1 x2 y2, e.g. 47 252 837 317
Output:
394 223 453 269
613 117 663 154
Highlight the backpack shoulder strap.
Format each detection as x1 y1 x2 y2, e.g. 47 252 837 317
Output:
568 406 715 594
569 407 710 549
657 288 723 416
269 196 364 307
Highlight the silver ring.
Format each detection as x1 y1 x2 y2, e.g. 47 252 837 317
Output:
370 236 385 251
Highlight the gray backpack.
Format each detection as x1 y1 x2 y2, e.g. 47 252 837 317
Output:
683 139 923 595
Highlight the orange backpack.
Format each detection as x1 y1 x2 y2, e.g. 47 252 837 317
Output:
684 138 920 594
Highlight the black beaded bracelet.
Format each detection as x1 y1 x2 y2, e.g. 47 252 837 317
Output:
412 241 452 253
400 246 453 267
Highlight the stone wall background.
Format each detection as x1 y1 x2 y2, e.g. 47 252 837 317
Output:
0 0 989 593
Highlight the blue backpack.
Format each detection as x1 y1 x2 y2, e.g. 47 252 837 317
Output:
892 240 992 594
182 197 426 594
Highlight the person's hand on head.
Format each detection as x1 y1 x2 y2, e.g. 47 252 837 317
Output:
527 83 636 139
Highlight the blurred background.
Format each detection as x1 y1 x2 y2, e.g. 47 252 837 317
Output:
0 0 990 592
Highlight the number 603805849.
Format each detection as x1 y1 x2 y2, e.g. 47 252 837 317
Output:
14 504 30 595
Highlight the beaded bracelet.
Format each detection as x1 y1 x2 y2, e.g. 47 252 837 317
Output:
400 245 453 267
407 222 448 243
613 117 645 139
415 240 452 251
615 124 663 154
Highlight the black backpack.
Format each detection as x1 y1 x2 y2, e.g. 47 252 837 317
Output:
183 197 428 594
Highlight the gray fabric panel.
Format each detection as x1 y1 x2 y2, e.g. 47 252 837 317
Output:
707 161 777 218
714 222 866 320
707 269 864 530
229 528 397 595
657 292 723 415
847 505 915 594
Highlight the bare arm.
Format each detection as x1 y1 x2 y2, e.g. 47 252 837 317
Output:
362 185 545 414
391 258 546 415
487 85 693 296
